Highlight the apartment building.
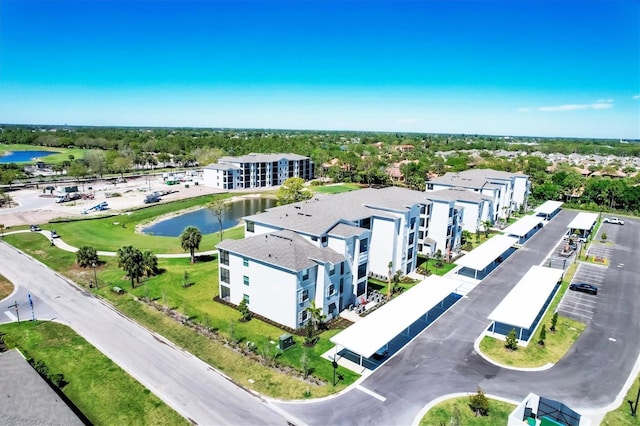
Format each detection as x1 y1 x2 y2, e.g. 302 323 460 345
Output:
203 153 314 190
217 187 432 329
426 169 529 222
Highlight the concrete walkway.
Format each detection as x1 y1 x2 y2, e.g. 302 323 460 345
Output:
4 229 216 259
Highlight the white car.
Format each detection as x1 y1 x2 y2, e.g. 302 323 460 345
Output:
603 217 624 225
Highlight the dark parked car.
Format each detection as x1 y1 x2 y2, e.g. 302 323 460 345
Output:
30 225 41 232
50 230 59 238
569 283 598 295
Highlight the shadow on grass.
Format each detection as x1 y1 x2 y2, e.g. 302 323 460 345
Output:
195 254 216 263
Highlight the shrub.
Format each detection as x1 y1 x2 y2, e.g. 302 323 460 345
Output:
538 324 546 346
505 328 518 351
468 386 489 416
550 312 558 332
76 246 98 268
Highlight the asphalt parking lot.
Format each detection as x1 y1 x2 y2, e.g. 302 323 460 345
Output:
558 263 606 322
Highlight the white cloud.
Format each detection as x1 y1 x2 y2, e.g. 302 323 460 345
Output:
633 94 640 100
596 98 614 103
517 107 531 113
537 101 613 112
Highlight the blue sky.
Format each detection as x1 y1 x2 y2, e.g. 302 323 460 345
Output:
1 0 638 139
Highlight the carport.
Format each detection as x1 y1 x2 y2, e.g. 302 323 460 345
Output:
502 215 544 244
534 200 563 220
455 235 518 280
330 276 462 369
487 265 563 343
566 212 598 240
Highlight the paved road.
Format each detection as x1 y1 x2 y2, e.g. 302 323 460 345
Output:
0 241 290 426
276 210 640 424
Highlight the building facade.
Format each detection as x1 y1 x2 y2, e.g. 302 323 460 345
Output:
203 153 314 190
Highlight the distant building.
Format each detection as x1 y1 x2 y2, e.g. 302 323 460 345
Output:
202 153 314 190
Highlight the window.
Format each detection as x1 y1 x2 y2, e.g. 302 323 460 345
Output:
340 262 345 275
243 294 250 304
359 238 368 253
357 263 367 279
321 235 328 246
360 217 371 229
243 275 250 286
298 309 309 324
302 269 309 281
220 268 230 284
339 278 344 293
329 264 335 275
299 289 309 303
220 250 229 266
327 284 336 297
357 281 366 296
243 258 249 267
246 221 255 233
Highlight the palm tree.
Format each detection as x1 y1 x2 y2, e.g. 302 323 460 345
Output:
387 261 393 299
482 220 492 238
141 250 158 277
117 245 144 288
305 300 326 331
206 198 228 242
180 226 202 264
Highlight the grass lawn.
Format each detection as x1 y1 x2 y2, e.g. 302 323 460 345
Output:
4 233 360 399
420 396 516 425
416 256 457 276
0 321 187 425
0 273 14 299
602 373 640 425
0 143 85 164
311 183 361 194
41 194 240 253
479 264 587 368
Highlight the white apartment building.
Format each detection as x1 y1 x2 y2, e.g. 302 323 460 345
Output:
425 187 493 234
218 187 434 329
426 169 529 222
419 197 463 258
203 153 314 190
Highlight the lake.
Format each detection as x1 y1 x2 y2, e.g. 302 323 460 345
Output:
142 197 277 237
0 150 57 163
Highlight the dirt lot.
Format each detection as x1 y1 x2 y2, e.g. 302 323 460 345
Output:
0 176 226 227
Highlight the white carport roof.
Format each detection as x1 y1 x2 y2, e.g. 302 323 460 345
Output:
455 234 518 271
534 200 564 215
487 265 563 329
330 275 462 358
567 212 598 231
502 215 544 237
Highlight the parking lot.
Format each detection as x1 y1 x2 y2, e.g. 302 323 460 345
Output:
557 263 606 322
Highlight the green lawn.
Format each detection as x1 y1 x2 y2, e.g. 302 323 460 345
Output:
479 264 587 368
4 232 360 399
41 194 239 253
0 321 187 425
420 396 515 425
0 273 14 300
602 373 640 425
311 183 361 194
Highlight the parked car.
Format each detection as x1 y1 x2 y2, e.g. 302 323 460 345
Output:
50 230 59 238
603 217 624 225
569 283 598 295
30 225 41 232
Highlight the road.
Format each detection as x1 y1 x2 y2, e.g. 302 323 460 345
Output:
276 210 640 425
0 241 290 426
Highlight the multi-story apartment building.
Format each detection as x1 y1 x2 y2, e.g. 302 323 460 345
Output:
426 187 493 234
203 153 314 190
426 169 529 222
419 197 463 258
217 187 432 329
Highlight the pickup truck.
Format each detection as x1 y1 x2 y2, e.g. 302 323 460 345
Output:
603 217 624 225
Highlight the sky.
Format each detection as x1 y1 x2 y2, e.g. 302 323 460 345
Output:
0 0 638 139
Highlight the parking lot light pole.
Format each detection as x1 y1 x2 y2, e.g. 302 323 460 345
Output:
92 262 98 289
628 378 640 416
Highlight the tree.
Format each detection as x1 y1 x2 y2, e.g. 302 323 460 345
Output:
117 245 144 288
482 220 492 238
538 324 546 346
305 300 326 331
550 312 558 332
449 406 461 426
277 177 312 206
207 198 228 241
468 386 489 417
505 328 518 351
300 349 311 379
84 150 107 177
141 250 158 277
387 261 393 299
111 156 132 177
180 226 202 264
76 246 98 268
238 298 251 321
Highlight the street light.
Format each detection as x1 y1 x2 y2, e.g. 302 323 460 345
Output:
92 261 98 289
332 359 344 386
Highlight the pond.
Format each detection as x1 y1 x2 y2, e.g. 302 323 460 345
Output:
0 150 57 163
142 197 277 237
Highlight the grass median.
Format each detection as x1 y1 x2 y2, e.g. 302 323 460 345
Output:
420 396 515 425
0 273 14 300
0 321 187 425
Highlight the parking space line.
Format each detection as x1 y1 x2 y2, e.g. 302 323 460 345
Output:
356 385 387 402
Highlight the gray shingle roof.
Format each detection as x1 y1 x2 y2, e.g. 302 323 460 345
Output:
204 163 241 171
243 187 431 236
328 223 369 238
429 168 527 189
218 153 309 164
426 187 492 204
217 230 345 271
